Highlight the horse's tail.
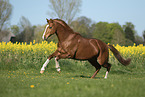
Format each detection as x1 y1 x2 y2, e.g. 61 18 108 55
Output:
108 45 131 66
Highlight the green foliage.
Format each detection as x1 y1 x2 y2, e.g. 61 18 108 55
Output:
123 22 136 43
91 21 137 46
92 22 126 44
10 25 20 35
143 30 145 41
70 16 92 38
125 27 135 42
108 23 134 46
92 22 110 43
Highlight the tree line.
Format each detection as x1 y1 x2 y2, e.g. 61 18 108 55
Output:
10 16 145 46
0 0 145 46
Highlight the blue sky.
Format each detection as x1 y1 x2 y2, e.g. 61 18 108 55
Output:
10 0 145 36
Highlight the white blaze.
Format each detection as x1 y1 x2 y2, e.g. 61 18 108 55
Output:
42 24 49 40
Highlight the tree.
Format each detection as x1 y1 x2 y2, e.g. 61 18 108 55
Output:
124 27 135 42
111 28 125 45
143 30 145 42
16 16 34 43
92 22 134 45
108 23 124 45
135 35 143 45
70 16 92 38
0 0 12 31
123 22 135 42
76 16 92 26
92 22 111 43
111 28 133 46
142 30 145 45
123 22 135 31
0 30 9 41
48 0 82 24
10 25 20 35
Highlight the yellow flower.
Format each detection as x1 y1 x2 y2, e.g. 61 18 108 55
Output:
67 82 69 84
111 84 114 87
45 51 47 54
30 85 35 88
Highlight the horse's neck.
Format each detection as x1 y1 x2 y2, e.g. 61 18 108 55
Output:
56 26 74 42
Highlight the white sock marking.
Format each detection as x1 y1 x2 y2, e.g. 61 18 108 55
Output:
55 58 61 72
104 71 109 79
41 59 49 71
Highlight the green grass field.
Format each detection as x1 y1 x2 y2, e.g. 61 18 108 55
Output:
0 59 145 97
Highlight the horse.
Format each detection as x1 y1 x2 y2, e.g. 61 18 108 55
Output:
40 18 131 78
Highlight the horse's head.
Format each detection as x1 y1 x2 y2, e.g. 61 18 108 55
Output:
42 18 57 40
42 18 74 40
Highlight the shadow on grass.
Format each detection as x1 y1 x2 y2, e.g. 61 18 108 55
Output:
111 69 132 74
68 74 104 79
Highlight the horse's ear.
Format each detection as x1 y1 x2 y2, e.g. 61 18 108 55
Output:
50 19 53 23
46 18 53 23
46 18 49 23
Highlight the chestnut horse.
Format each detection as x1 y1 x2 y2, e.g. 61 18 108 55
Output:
40 18 131 78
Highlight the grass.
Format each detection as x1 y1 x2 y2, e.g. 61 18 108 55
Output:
0 59 145 97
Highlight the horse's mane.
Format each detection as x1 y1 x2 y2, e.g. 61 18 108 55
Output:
53 19 81 36
54 19 73 32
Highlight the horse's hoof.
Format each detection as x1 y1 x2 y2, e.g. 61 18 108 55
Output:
40 70 44 74
58 70 61 73
104 77 107 79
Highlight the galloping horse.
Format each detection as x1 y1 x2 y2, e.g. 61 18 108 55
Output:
40 18 131 78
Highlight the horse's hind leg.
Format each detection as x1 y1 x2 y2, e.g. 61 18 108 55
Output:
88 58 101 78
102 63 111 79
97 47 111 78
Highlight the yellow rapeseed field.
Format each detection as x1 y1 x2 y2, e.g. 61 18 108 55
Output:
0 40 145 59
0 40 144 70
0 40 57 56
110 43 145 58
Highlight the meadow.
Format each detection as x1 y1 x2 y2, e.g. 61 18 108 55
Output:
0 40 145 97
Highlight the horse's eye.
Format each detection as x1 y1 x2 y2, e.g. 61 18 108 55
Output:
49 27 52 29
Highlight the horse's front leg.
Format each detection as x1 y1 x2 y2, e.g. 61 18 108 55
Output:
40 50 59 74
